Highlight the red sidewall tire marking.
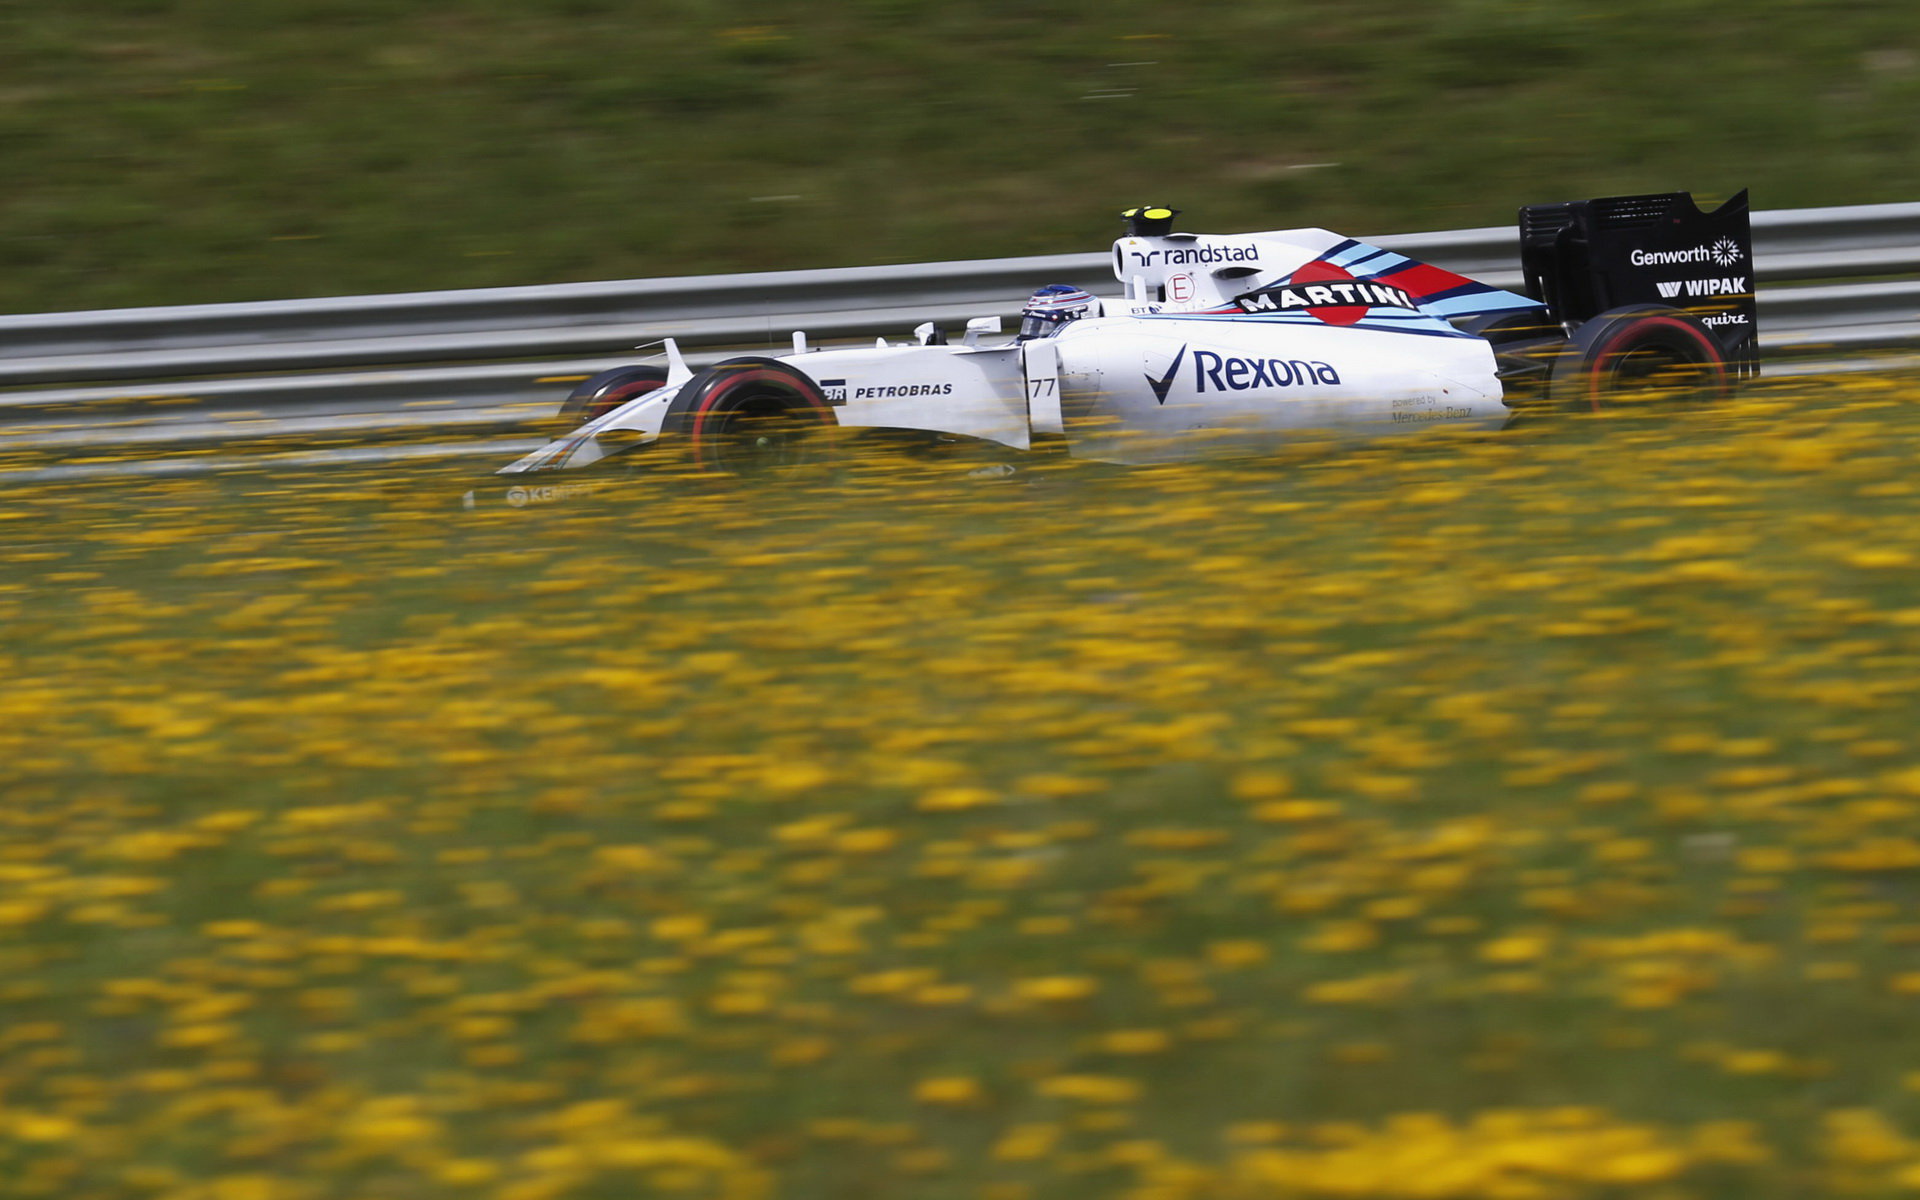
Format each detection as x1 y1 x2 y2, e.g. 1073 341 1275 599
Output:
562 367 669 423
686 368 835 471
1580 316 1727 412
584 378 666 423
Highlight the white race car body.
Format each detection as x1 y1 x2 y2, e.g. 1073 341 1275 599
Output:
502 223 1547 475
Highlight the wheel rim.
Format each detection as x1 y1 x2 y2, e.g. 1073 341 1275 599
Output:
1585 320 1726 410
680 361 838 475
1599 344 1699 398
705 400 819 474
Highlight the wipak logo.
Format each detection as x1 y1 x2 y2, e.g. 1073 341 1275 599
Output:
1654 277 1747 299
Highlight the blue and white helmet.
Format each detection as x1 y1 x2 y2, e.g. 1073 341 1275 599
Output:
1019 283 1095 339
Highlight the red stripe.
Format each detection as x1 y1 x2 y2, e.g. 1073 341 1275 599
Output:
1373 261 1477 300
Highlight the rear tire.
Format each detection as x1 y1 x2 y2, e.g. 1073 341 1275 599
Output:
558 365 670 425
666 357 839 476
1549 305 1730 411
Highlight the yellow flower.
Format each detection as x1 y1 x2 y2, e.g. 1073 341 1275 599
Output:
1229 770 1294 801
1012 975 1100 1002
1300 921 1378 953
913 1076 986 1106
916 786 999 812
7 1112 80 1141
1205 939 1269 969
651 914 709 941
1721 1049 1790 1075
991 1123 1062 1161
1099 1029 1171 1055
433 1159 503 1186
833 827 899 855
1035 1074 1142 1104
593 844 667 872
1479 934 1551 964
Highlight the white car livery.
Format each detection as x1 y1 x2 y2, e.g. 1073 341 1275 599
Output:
492 192 1754 486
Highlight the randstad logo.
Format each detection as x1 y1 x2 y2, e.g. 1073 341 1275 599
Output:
1128 244 1261 268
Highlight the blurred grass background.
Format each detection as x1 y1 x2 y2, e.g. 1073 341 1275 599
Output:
1 0 1915 314
7 387 1920 1196
8 4 1920 1191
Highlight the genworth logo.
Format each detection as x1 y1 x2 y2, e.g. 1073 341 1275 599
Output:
1632 239 1746 268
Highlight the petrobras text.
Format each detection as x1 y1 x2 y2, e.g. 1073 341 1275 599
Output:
1194 349 1342 393
1239 281 1416 313
1129 244 1261 268
852 382 956 400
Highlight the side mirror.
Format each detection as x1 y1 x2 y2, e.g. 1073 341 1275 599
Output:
963 315 1002 346
914 321 948 346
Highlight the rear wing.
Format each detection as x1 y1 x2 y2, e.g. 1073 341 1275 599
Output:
1519 190 1757 379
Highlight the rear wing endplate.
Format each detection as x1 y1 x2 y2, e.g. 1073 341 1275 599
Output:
1520 190 1758 379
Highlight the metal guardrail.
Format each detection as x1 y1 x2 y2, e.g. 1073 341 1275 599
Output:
2 202 1918 468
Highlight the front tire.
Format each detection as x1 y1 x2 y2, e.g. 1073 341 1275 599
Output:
666 357 839 476
1549 305 1730 411
558 365 671 425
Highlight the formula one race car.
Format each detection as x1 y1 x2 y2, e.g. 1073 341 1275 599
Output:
490 190 1755 491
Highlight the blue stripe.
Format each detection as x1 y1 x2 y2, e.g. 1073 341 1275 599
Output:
1280 237 1544 321
1317 238 1365 266
1420 291 1545 317
1145 312 1473 339
1333 243 1411 274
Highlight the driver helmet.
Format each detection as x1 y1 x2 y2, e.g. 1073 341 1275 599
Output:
1018 283 1096 340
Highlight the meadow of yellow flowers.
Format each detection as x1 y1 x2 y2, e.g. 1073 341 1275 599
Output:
4 377 1920 1198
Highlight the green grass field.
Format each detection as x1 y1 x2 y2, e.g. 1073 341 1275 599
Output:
6 381 1920 1197
3 0 1918 313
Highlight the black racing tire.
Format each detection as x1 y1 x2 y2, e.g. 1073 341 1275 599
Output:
665 357 839 476
557 365 671 425
1456 309 1562 408
1549 304 1731 412
1454 309 1558 346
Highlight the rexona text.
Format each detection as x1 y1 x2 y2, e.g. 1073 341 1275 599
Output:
1194 350 1342 393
